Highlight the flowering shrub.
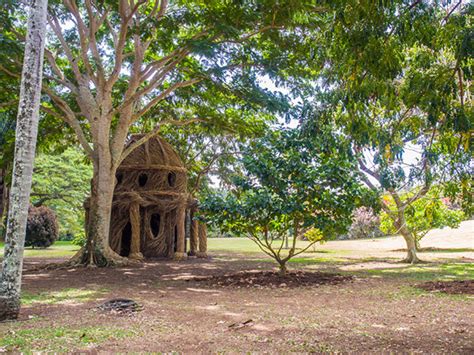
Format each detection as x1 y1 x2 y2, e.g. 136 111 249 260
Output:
25 206 59 248
347 207 383 239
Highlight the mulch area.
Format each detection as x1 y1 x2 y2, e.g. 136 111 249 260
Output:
418 280 474 295
192 270 353 288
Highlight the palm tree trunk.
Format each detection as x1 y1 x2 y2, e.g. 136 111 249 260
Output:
0 0 48 321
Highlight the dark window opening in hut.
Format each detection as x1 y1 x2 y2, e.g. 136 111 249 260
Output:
120 222 132 256
116 172 123 185
138 173 148 187
150 213 161 237
167 172 176 187
173 225 178 252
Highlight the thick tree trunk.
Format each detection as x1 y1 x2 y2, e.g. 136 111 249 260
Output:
69 156 127 267
0 0 48 321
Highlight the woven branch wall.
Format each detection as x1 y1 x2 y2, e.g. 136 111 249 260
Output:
108 135 192 258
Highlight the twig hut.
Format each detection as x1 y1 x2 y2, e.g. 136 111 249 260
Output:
88 135 208 260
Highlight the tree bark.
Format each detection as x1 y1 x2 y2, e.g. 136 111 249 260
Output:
278 262 288 277
70 158 127 267
0 0 48 321
397 220 420 264
401 230 420 264
0 168 6 229
0 168 4 222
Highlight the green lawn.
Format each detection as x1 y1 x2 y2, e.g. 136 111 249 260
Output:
0 241 79 258
0 238 315 258
362 262 474 281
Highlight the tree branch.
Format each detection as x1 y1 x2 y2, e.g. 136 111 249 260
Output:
116 118 203 167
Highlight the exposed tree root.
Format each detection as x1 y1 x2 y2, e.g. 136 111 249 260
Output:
398 257 426 264
29 245 138 271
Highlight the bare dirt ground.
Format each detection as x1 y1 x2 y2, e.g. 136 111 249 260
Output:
0 222 473 353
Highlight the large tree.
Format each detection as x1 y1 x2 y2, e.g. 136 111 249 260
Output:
1 1 320 266
300 1 472 263
0 0 48 321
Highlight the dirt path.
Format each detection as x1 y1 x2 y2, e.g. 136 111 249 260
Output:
0 252 472 353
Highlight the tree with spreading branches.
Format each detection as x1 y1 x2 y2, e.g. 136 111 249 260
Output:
300 0 472 263
1 0 322 266
202 128 374 276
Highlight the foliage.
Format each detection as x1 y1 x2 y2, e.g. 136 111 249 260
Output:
346 207 383 240
296 1 472 262
0 0 332 265
160 124 246 197
201 127 373 274
380 188 465 247
71 232 87 247
25 206 59 249
31 147 92 240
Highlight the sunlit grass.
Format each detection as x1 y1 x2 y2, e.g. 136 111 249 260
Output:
22 287 109 306
0 241 79 258
0 326 139 352
389 285 472 301
208 237 338 254
363 262 474 281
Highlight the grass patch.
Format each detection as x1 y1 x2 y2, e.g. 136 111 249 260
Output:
0 241 79 259
0 326 139 352
208 238 339 255
22 287 108 306
363 262 474 281
389 285 472 301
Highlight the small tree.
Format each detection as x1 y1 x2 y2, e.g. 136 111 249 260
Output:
25 206 59 248
202 128 371 276
380 188 465 250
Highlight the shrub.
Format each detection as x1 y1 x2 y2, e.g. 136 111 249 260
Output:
72 231 86 246
25 206 59 248
347 207 383 239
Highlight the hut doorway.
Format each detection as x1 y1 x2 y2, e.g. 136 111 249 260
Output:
150 213 161 238
120 221 132 257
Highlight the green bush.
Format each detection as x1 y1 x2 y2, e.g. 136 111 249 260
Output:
25 206 59 248
380 190 465 248
72 231 86 246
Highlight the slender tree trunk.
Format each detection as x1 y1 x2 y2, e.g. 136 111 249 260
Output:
0 168 5 225
0 0 48 321
398 221 420 264
278 261 287 276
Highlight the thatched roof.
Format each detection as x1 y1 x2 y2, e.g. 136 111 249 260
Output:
120 135 185 172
